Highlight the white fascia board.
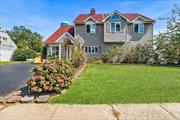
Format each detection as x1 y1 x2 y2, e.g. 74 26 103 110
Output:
54 32 75 44
132 15 149 23
83 16 99 23
102 10 131 22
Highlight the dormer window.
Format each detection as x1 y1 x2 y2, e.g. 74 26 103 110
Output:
86 23 96 34
110 22 121 32
111 14 120 20
134 23 144 33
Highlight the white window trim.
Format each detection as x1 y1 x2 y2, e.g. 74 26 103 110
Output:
133 23 144 33
83 16 98 23
52 46 59 56
84 46 99 54
110 22 121 33
85 23 96 34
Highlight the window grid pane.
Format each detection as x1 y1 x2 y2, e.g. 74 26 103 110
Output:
139 23 144 32
84 46 98 54
111 22 115 32
134 24 139 33
88 47 91 53
85 47 88 53
91 24 96 33
86 25 90 33
91 47 95 53
95 47 98 53
116 23 120 31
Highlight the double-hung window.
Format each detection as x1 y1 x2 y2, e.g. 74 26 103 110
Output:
134 23 144 33
86 24 96 34
52 46 59 56
85 46 98 54
110 22 121 32
3 37 7 41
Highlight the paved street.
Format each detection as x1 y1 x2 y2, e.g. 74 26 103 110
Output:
0 63 34 96
0 103 179 120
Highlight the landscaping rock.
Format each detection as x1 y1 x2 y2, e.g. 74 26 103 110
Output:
35 95 49 103
0 105 4 111
10 90 22 96
20 96 34 103
0 97 5 103
6 95 22 103
61 89 67 95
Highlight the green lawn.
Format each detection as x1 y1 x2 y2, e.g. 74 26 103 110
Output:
50 64 180 104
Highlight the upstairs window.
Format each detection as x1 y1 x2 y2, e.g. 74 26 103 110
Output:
110 22 121 32
3 37 7 41
134 23 144 33
111 22 116 32
111 14 120 20
116 23 121 31
86 24 96 34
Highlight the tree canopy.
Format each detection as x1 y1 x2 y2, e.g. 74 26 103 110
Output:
154 4 180 64
8 26 43 53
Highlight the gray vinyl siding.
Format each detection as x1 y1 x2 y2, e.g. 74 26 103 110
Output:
75 24 123 58
127 23 153 45
75 18 153 59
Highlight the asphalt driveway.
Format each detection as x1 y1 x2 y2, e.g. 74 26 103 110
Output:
0 63 34 96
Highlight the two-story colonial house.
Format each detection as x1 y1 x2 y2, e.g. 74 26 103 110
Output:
44 8 155 60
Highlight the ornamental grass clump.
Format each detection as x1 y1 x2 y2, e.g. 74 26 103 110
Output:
27 60 75 93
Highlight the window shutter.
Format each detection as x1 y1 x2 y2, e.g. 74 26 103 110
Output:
106 22 110 33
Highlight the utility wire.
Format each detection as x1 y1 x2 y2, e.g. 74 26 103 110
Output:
0 10 46 35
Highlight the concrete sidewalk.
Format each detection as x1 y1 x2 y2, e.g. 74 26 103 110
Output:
0 103 179 120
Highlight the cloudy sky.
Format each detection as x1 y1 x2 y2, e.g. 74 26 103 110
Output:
0 0 179 40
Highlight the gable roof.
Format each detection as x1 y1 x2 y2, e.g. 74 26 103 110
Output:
74 14 109 24
44 25 74 44
74 13 154 24
102 10 131 22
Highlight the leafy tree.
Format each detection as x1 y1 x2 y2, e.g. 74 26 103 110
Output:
8 26 43 53
12 49 37 61
71 38 86 68
154 4 180 64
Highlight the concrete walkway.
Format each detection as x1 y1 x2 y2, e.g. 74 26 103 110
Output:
0 103 179 120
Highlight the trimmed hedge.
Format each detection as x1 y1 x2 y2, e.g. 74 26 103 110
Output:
12 49 37 61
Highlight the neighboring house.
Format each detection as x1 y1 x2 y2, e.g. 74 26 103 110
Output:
0 28 17 61
45 8 155 59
